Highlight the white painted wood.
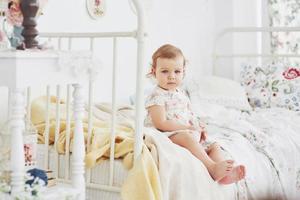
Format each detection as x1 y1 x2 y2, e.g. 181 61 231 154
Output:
86 80 93 183
0 51 93 88
90 38 95 51
0 51 95 198
72 84 86 200
58 38 62 50
54 85 61 178
44 86 51 170
9 88 25 196
0 0 146 198
68 38 72 50
7 89 11 120
25 87 31 132
87 81 93 153
65 84 72 180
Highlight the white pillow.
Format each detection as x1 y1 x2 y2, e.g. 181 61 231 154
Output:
191 102 242 125
191 102 227 119
186 76 252 111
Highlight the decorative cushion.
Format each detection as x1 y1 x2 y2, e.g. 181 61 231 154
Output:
240 60 300 111
240 63 272 108
269 66 300 111
186 76 252 111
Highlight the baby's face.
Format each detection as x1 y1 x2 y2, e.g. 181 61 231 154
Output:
155 56 184 91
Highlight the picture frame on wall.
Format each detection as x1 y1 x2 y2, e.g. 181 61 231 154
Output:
86 0 105 19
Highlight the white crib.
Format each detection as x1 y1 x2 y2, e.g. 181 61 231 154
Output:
0 0 146 199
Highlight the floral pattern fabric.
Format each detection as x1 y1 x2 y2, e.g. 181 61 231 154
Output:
240 59 300 111
268 0 300 55
144 86 199 129
205 107 300 200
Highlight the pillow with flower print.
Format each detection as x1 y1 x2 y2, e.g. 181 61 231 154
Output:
269 66 300 111
240 60 300 111
240 63 271 108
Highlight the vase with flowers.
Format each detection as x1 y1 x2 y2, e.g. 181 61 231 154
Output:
5 0 48 49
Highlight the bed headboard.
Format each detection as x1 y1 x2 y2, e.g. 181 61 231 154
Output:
212 27 300 80
209 26 300 111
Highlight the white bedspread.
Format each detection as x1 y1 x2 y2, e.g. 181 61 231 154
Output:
205 108 300 200
144 127 237 200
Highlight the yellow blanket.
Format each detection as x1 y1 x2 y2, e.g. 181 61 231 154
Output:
31 96 162 200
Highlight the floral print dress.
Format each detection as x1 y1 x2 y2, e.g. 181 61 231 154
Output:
145 86 210 144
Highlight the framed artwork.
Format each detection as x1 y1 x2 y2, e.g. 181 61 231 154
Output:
86 0 105 19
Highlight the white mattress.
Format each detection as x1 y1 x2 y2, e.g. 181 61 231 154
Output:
36 144 127 200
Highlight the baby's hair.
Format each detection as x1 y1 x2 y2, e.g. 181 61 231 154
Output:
147 44 186 77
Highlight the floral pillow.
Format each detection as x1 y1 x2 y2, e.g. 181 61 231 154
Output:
240 60 300 111
240 64 271 108
269 67 300 111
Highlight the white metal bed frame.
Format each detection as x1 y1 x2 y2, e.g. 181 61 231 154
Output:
212 26 300 75
3 0 146 199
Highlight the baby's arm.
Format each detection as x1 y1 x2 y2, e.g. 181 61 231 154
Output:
148 105 194 132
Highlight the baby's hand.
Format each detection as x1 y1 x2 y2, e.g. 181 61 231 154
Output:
199 125 207 143
200 130 207 143
189 125 207 142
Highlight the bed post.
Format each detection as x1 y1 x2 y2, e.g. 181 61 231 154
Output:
9 89 26 196
132 0 146 163
72 83 86 200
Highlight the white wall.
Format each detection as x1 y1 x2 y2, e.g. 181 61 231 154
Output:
213 0 261 79
232 0 261 80
38 0 137 32
146 0 217 79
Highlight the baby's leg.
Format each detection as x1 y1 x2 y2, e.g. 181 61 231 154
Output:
206 143 225 162
169 132 233 181
207 143 246 184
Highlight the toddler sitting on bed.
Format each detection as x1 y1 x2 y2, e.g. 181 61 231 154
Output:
144 44 245 184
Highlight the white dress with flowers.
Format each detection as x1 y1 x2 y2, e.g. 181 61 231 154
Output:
144 86 209 143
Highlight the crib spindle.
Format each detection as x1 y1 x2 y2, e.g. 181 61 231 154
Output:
85 79 94 184
25 87 31 132
87 80 94 154
58 37 62 50
7 89 11 120
64 84 72 180
90 37 95 51
9 89 26 196
68 38 72 50
44 86 51 170
72 83 86 200
54 85 61 178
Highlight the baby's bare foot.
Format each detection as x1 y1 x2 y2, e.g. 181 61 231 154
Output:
218 165 246 185
208 160 234 181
